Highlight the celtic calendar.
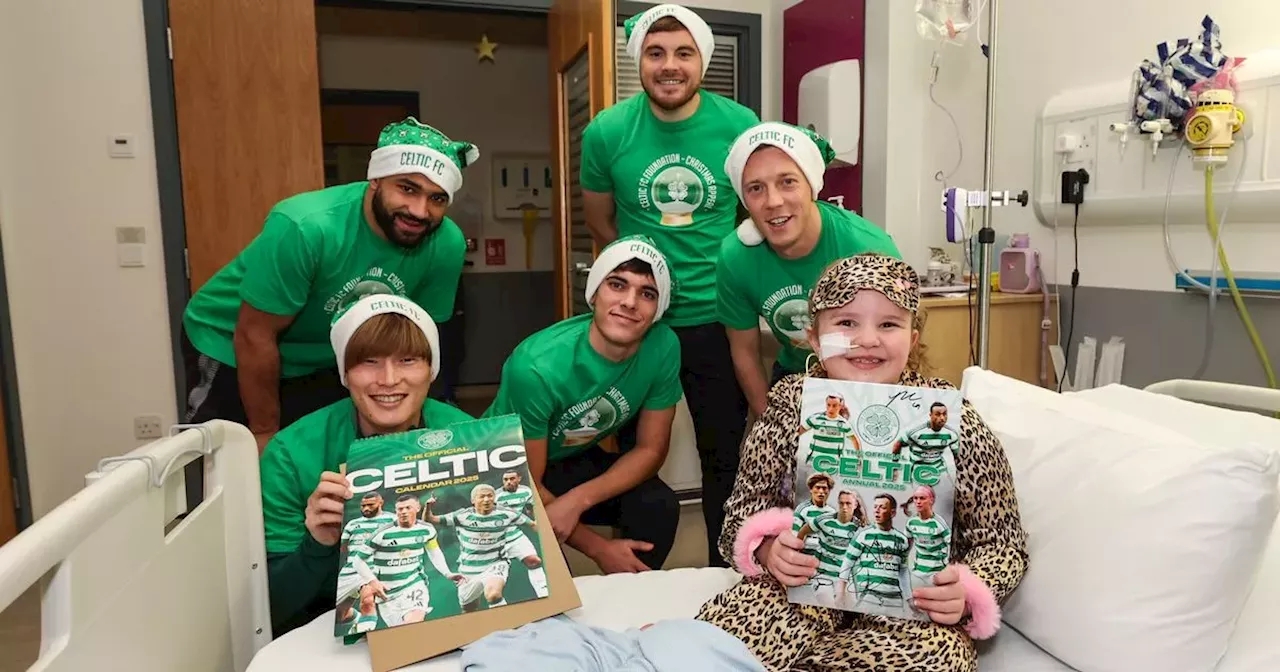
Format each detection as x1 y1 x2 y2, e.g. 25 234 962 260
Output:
787 377 962 621
334 415 551 642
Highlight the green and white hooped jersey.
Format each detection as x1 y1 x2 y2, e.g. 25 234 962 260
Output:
341 511 397 550
906 514 951 573
804 413 854 461
793 502 835 553
496 485 534 513
439 507 532 573
813 513 861 578
349 522 439 596
338 511 396 580
902 424 960 466
842 526 910 599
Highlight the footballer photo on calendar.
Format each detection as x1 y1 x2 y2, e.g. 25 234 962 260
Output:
788 376 962 622
333 414 550 641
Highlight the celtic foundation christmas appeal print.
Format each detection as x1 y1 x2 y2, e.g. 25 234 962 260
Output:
761 284 813 350
636 153 719 227
550 387 630 449
788 377 962 622
323 266 410 315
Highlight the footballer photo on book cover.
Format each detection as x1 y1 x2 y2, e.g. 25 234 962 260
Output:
333 415 550 640
788 377 961 621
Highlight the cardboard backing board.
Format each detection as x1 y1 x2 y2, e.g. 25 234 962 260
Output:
364 480 581 671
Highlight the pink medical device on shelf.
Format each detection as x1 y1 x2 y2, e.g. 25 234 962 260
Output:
999 233 1042 293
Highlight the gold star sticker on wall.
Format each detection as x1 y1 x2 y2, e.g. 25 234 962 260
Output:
476 34 498 63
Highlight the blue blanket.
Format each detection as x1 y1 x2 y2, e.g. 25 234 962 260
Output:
460 615 765 672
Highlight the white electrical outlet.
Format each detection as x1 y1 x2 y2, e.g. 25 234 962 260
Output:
134 414 163 440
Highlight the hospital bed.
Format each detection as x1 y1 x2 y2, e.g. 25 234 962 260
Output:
2 373 1278 671
0 421 270 671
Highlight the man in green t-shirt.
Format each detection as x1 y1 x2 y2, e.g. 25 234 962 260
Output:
484 236 683 574
258 294 474 636
181 117 477 453
579 3 760 568
717 122 902 413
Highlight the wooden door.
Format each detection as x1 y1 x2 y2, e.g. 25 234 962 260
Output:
549 0 616 319
0 384 16 545
319 91 420 187
168 0 325 291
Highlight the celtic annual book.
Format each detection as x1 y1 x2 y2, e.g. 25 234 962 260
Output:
787 378 962 621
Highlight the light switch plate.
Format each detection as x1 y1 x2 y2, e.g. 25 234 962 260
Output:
109 134 136 158
117 243 144 267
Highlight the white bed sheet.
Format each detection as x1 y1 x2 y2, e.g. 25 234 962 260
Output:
250 567 1075 672
247 567 742 671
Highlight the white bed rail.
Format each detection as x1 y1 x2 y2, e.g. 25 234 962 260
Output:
0 420 271 671
1144 379 1280 414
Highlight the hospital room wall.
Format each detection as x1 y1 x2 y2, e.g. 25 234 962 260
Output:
685 0 784 122
0 0 786 523
877 0 1280 386
0 1 178 520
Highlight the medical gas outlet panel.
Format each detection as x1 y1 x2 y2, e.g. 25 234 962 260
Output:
1033 49 1280 228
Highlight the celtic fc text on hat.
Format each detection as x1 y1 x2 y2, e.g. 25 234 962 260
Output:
724 122 837 245
585 235 675 322
366 117 480 202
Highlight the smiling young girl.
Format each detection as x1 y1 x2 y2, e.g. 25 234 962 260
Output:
696 253 1028 671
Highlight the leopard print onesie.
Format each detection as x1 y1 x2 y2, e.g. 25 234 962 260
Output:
696 365 1028 672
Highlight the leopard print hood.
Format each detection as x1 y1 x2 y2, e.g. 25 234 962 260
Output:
808 252 920 316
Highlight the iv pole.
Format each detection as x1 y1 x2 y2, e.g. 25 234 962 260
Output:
974 0 999 368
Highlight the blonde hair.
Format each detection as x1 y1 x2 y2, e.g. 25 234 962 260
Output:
907 306 932 375
343 313 432 372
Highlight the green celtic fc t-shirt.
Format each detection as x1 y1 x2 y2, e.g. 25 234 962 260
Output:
182 181 467 378
482 313 684 462
259 396 475 554
580 90 759 327
716 201 901 373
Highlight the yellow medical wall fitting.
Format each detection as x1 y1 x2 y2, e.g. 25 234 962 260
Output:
1184 89 1245 167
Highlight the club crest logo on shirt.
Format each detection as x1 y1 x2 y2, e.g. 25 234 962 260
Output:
323 266 409 314
637 153 718 227
762 285 812 349
553 388 632 448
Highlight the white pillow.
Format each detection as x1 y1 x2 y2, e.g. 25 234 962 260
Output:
960 368 1279 672
1071 383 1280 454
1071 383 1280 672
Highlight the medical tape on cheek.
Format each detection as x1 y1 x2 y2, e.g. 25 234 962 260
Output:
819 332 860 360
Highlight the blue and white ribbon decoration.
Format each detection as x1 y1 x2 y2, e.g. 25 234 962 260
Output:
1132 15 1230 129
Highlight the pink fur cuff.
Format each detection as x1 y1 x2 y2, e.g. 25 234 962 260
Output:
955 564 1001 640
732 508 793 576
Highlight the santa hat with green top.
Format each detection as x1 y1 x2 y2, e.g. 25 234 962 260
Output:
624 4 716 78
366 117 480 202
723 122 838 246
585 235 675 322
329 294 441 386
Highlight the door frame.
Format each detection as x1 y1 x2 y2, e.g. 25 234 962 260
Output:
142 0 761 418
141 0 194 419
141 0 552 419
0 229 32 532
317 0 551 15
